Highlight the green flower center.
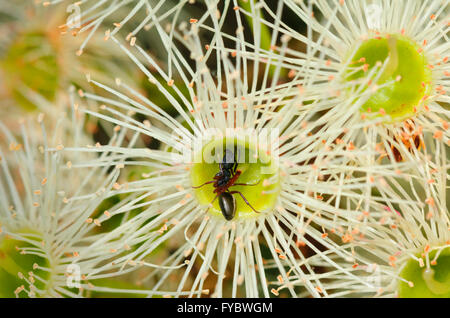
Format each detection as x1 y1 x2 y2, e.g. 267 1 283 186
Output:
190 137 280 221
344 34 432 122
0 230 51 298
398 246 450 298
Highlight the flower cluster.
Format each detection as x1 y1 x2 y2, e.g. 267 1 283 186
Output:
0 94 147 297
0 0 447 298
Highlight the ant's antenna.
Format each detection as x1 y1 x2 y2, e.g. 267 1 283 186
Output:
223 147 235 164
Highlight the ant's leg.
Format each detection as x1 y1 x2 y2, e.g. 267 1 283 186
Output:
229 160 238 177
192 180 215 189
229 191 260 213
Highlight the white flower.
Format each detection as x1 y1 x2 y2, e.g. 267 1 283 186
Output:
185 0 449 297
0 0 138 125
0 98 152 298
217 0 449 168
64 4 392 296
286 153 449 297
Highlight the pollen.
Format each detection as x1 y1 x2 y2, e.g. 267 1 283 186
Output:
271 288 279 296
347 142 355 151
416 259 427 272
433 130 443 140
104 29 111 41
14 286 25 295
341 233 354 243
425 197 435 206
9 142 22 151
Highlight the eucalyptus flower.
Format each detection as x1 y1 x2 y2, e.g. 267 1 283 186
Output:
0 0 138 123
216 0 449 168
62 3 398 296
0 98 156 298
184 0 449 297
285 153 449 298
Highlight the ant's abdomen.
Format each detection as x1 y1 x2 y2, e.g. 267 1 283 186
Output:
219 192 236 221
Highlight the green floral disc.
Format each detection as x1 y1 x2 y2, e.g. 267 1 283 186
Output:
191 137 280 220
398 247 450 298
344 34 432 122
0 230 51 298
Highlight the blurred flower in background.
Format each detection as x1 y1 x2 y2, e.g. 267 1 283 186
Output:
0 94 152 297
0 0 139 137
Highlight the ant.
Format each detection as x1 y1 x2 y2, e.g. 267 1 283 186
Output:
192 149 261 221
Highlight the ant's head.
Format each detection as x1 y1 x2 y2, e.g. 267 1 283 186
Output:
220 149 236 170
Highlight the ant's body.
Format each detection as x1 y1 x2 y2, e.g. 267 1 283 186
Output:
193 149 260 221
